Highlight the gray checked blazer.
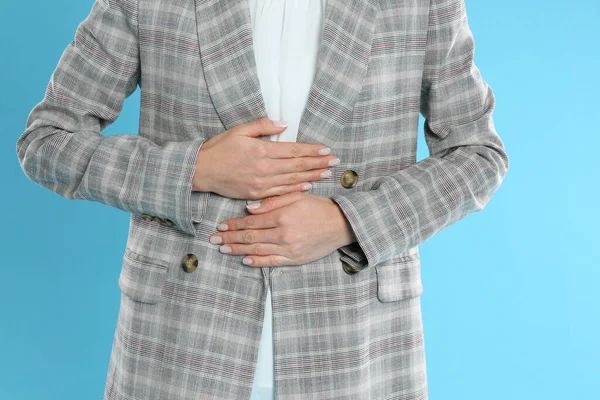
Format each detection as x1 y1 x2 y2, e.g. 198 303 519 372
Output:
16 0 509 398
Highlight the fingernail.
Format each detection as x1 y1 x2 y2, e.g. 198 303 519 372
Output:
217 223 228 231
328 158 340 167
274 120 288 127
220 245 232 254
318 147 331 155
242 257 253 265
209 235 223 244
302 183 312 190
246 202 261 209
320 170 332 178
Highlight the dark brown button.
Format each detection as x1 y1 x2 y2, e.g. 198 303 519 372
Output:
141 213 155 222
341 261 359 275
340 170 358 188
182 253 198 273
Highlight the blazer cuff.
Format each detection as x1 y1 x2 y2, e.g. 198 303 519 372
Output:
330 194 378 271
137 138 208 237
339 241 368 263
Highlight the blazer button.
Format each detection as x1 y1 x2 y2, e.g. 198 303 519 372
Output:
340 170 358 188
141 213 155 221
341 261 359 275
182 253 198 273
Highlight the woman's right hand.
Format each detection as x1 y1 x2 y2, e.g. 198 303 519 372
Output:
192 118 339 200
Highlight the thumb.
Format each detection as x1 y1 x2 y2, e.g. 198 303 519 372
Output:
240 118 288 138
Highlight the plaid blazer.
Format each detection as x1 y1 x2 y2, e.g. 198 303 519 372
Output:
16 0 509 398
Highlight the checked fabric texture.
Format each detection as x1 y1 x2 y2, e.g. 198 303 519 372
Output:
16 0 509 398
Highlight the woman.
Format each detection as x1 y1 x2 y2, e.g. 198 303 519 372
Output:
16 0 509 398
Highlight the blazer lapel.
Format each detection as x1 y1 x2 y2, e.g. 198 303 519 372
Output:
194 0 379 143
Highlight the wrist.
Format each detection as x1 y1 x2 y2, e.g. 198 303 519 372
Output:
193 145 213 192
330 200 357 248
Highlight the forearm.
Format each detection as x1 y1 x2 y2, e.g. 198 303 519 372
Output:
330 0 510 271
17 114 207 236
332 129 508 270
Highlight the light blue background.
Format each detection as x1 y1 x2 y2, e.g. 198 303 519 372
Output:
2 0 598 399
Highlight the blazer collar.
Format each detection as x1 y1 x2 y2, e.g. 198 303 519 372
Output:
194 0 379 144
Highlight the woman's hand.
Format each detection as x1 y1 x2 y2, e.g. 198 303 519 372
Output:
192 118 339 200
208 192 357 267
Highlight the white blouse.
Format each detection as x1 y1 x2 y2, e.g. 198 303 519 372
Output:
247 0 326 399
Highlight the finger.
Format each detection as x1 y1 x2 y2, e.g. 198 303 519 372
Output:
267 155 339 175
264 141 331 159
259 182 314 199
271 169 332 187
236 118 289 138
211 228 280 245
219 243 290 258
242 255 296 268
217 212 278 231
245 192 304 214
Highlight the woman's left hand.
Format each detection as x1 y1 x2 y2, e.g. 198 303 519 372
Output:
209 192 357 267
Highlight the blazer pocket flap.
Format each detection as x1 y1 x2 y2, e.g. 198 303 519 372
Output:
375 257 424 302
118 248 169 304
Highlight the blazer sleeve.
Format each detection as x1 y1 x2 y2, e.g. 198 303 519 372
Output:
331 0 510 270
15 0 207 237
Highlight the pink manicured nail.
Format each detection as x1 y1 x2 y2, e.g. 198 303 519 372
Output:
217 223 228 231
242 257 253 265
246 202 261 209
274 120 288 127
318 147 331 155
209 235 223 244
302 183 312 190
